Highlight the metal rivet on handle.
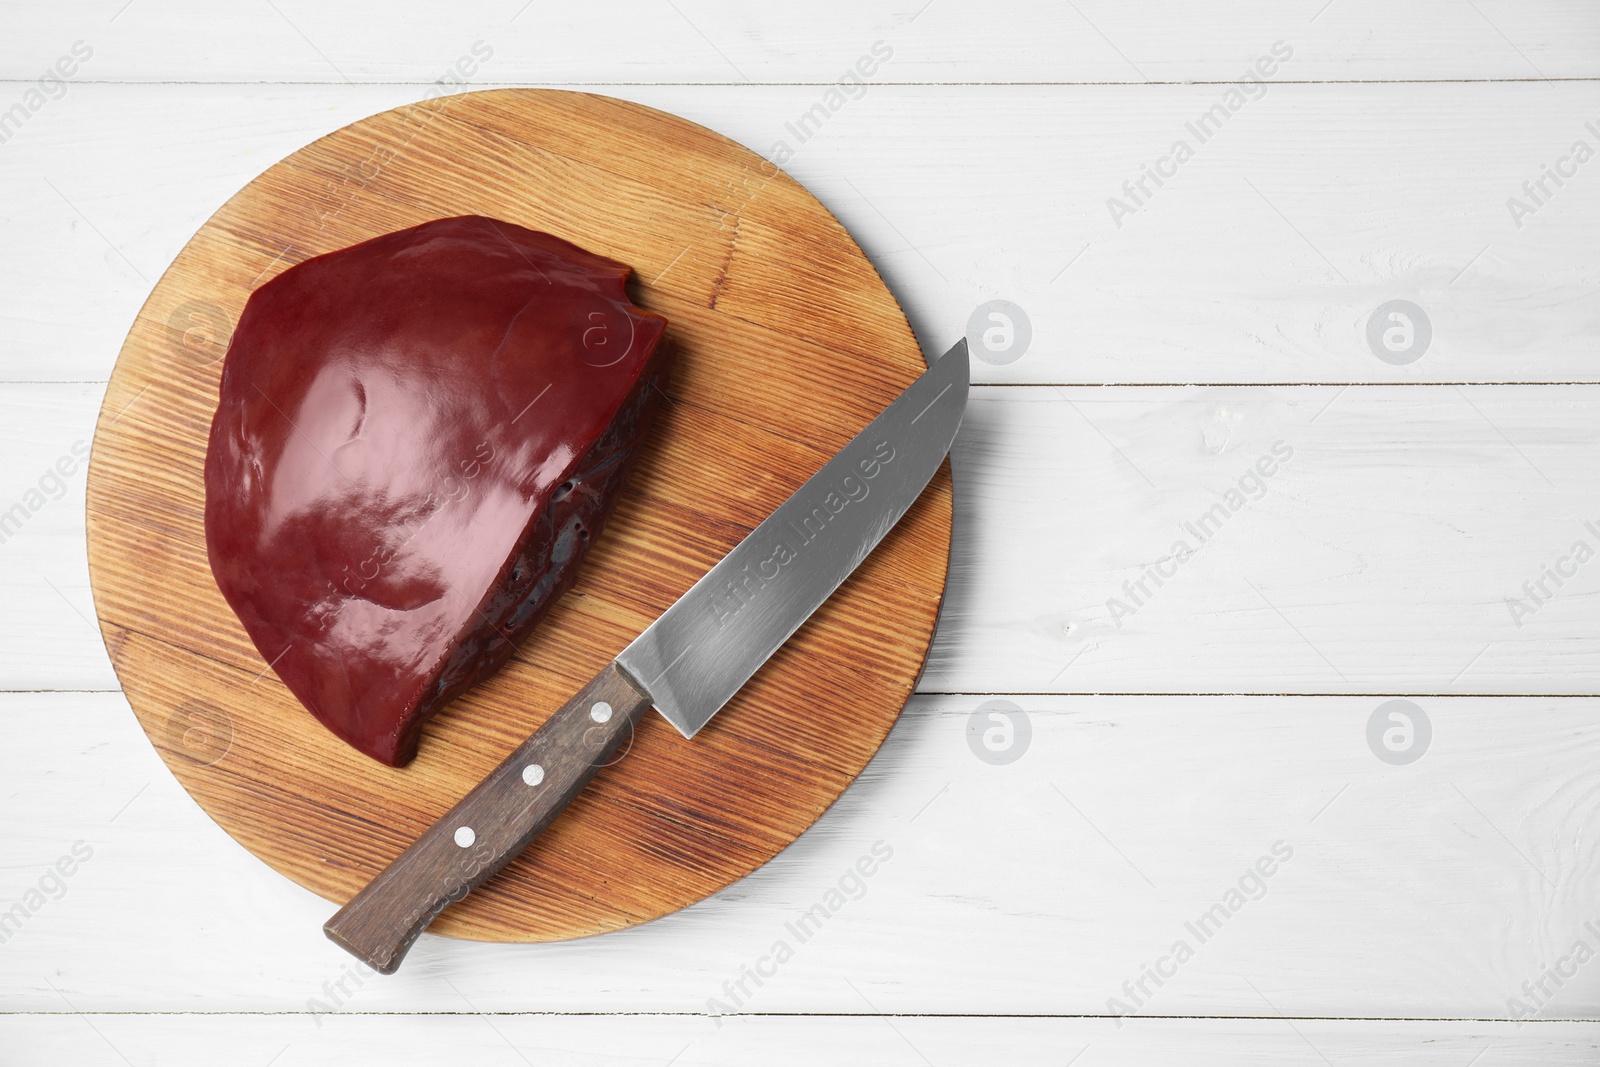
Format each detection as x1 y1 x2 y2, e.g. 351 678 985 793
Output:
590 701 613 723
522 763 545 786
453 826 475 847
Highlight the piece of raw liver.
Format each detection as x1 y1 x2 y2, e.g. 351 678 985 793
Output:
204 215 673 766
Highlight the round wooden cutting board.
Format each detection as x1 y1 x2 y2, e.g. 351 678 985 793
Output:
85 89 952 943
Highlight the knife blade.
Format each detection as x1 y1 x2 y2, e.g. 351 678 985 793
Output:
324 338 970 973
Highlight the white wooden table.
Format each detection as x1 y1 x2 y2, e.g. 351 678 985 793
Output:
4 1 1599 1062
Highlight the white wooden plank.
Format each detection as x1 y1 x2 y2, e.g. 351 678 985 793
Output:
2 82 1595 385
5 383 1598 694
1 0 1596 84
3 692 1597 1017
4 1014 1598 1067
927 384 1600 694
0 384 117 690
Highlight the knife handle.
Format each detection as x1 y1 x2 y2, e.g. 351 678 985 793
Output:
324 661 653 973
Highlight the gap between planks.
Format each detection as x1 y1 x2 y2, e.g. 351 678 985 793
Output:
0 78 1596 87
4 1011 1597 1022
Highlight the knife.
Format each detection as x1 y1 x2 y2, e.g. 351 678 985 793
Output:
324 338 970 973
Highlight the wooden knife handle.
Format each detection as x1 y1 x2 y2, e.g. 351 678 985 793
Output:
324 661 653 974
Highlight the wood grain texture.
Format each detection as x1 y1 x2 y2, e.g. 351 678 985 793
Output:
82 89 954 943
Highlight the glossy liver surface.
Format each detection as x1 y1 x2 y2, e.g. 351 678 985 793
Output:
204 215 672 765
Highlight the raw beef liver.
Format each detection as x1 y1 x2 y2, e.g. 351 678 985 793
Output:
204 215 672 766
